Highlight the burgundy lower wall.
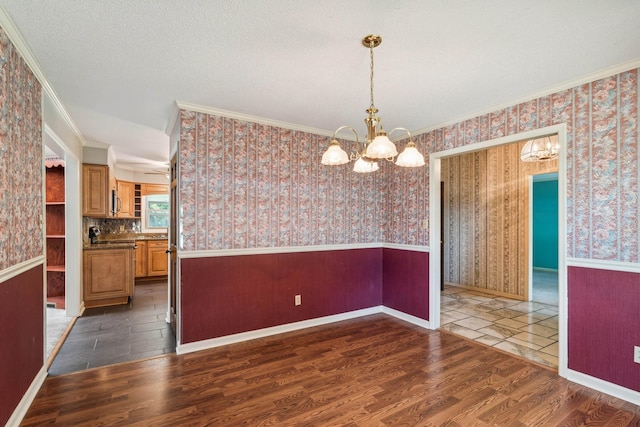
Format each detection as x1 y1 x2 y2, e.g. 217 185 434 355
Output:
0 265 44 426
382 248 430 321
181 248 383 343
568 266 640 391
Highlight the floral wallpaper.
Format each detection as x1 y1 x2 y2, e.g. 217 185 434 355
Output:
179 110 387 251
0 27 43 271
390 68 637 262
179 68 638 262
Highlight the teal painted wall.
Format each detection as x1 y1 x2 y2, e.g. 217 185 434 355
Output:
533 179 558 269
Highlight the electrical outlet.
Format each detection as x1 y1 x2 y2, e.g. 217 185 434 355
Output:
634 346 640 364
295 294 301 306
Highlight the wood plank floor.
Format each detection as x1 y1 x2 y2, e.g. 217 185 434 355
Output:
21 314 640 426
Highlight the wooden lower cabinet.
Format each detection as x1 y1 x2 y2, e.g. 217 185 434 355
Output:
134 240 147 278
147 240 169 276
135 239 168 278
83 247 134 308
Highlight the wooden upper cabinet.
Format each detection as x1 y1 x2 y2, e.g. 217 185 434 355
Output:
141 183 169 196
116 180 135 218
82 164 113 218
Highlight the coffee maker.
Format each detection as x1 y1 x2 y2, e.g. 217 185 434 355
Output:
88 226 101 244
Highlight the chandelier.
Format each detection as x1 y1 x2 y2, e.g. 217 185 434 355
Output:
520 135 559 162
321 35 425 173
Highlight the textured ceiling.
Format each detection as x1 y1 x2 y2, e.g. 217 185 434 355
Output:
2 0 640 169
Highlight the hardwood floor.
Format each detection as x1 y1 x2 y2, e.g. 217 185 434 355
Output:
22 314 639 426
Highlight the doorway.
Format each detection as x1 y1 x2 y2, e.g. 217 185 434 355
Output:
168 153 178 336
530 173 559 306
438 137 559 368
430 124 568 377
43 128 83 366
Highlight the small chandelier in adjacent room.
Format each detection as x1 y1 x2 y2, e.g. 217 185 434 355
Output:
520 135 560 162
320 35 425 173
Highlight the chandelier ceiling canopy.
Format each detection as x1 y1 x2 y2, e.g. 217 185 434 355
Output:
321 35 425 173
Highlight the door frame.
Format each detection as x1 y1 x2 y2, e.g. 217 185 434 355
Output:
44 125 82 318
429 123 568 378
167 150 179 343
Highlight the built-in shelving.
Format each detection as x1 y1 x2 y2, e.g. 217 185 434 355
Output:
45 165 66 308
134 183 142 218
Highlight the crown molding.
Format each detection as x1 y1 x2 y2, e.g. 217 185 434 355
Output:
165 101 181 136
176 101 338 138
412 57 640 136
0 5 86 146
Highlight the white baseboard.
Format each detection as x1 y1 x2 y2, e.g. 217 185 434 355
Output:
382 306 431 329
177 306 384 355
532 267 558 272
177 305 433 355
5 366 47 427
567 369 640 406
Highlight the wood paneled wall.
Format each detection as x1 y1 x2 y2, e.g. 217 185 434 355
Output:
441 139 557 299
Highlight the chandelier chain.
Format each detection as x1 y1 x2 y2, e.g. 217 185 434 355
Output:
369 42 375 109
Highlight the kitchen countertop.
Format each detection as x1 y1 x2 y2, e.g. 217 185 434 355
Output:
101 233 167 241
83 233 167 249
83 241 136 250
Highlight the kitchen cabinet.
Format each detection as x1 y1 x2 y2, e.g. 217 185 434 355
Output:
134 239 168 278
147 240 169 276
141 183 168 196
83 246 134 308
134 240 147 278
134 184 142 218
82 164 115 217
116 180 135 218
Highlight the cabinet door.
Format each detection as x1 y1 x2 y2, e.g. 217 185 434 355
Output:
82 164 109 217
83 248 133 301
147 240 168 276
116 180 135 218
141 183 169 196
135 240 148 278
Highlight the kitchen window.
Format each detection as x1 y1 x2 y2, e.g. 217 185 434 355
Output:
142 194 169 231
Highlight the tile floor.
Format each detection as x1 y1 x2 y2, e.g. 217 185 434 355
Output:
49 280 175 376
46 307 74 359
440 283 559 368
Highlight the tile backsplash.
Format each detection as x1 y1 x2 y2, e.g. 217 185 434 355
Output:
83 217 141 244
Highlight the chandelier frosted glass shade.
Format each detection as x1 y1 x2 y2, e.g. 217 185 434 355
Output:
353 156 379 173
321 140 349 165
396 141 425 167
520 135 559 162
365 132 398 159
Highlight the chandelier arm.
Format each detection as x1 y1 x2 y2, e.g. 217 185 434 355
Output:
331 125 361 157
384 128 411 160
388 127 413 141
